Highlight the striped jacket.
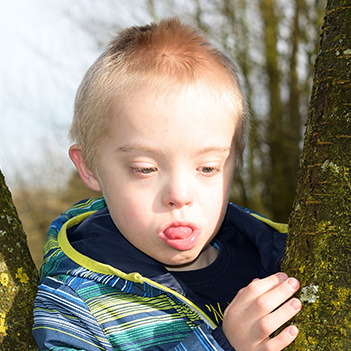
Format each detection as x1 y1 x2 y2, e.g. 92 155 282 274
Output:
33 197 287 350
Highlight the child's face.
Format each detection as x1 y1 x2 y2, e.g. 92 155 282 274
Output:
94 81 237 270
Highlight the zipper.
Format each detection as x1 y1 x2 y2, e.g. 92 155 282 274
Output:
142 276 218 330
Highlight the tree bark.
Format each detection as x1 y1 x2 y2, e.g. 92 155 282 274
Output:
0 170 39 350
282 0 351 349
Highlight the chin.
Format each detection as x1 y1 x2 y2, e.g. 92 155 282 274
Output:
162 253 200 272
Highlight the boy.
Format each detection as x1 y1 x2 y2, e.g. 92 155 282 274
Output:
33 18 302 350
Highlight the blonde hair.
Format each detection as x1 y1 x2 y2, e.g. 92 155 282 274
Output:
69 17 249 171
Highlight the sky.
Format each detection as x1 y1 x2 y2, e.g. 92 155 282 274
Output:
0 0 151 190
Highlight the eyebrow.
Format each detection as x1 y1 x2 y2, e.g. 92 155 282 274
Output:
117 144 167 157
194 146 231 156
117 144 231 157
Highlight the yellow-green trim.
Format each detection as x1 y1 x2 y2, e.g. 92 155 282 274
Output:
58 212 144 284
58 211 217 329
250 213 288 233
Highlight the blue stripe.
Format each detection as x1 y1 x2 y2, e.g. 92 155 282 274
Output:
194 327 213 351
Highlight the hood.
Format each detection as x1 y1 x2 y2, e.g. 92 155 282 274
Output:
40 197 287 286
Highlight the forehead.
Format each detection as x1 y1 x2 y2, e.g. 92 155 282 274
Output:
107 57 239 111
113 72 239 118
106 80 238 151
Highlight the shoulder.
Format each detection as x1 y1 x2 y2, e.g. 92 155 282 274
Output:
217 203 288 276
226 203 288 234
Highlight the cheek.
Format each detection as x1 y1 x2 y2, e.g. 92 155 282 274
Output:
206 172 232 204
204 178 231 226
106 190 153 229
199 188 225 222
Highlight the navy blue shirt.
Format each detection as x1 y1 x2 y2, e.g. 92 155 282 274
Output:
172 240 259 325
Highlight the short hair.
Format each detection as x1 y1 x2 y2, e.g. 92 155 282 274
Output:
69 17 249 172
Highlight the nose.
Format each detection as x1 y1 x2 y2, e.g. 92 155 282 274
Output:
161 172 193 209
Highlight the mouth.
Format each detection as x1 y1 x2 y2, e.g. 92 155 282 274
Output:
159 222 201 251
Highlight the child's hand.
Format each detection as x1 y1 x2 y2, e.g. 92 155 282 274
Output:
222 272 302 351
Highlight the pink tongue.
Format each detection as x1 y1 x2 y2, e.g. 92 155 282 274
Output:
164 226 192 239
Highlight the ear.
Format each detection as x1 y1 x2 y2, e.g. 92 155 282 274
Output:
69 145 102 192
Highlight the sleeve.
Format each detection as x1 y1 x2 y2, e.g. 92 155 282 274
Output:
212 326 236 351
33 277 113 351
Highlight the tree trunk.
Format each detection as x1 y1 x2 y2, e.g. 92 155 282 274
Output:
0 170 39 350
282 0 351 349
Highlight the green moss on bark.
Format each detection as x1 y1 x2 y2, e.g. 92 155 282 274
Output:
0 170 39 350
282 1 351 350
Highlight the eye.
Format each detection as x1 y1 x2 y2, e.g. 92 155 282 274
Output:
197 166 220 177
131 166 158 177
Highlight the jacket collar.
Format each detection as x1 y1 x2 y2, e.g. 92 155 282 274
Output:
65 203 286 280
42 198 286 300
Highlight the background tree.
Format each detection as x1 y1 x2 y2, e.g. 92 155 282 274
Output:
0 170 38 350
282 0 351 349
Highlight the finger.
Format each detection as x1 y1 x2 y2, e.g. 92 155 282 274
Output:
224 273 291 322
247 277 300 318
253 272 289 296
254 298 302 340
260 325 299 351
236 273 288 305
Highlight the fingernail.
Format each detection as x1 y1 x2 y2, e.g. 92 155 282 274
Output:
289 326 299 337
277 272 288 281
291 298 302 310
287 278 299 290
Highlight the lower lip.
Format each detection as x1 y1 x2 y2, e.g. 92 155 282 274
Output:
159 227 200 251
